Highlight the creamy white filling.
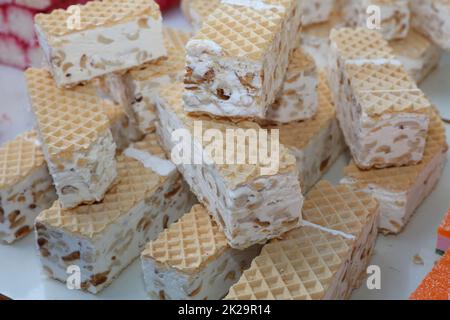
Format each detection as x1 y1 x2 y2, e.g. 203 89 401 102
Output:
36 17 166 86
300 0 335 26
221 0 285 12
142 244 261 300
124 147 176 176
36 173 195 294
0 166 56 244
42 131 117 209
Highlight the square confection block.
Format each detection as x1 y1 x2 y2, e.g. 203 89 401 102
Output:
299 0 335 26
411 0 450 52
156 83 303 249
0 130 57 244
342 110 448 234
34 0 166 87
342 0 410 40
264 73 345 192
226 180 380 300
127 28 192 134
338 62 431 169
301 10 344 69
141 204 261 300
264 48 318 123
35 134 196 294
302 181 380 292
437 209 450 255
410 250 450 300
26 68 117 209
225 226 355 300
390 29 442 83
183 0 302 120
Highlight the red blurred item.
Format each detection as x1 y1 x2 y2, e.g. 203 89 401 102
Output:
156 0 180 11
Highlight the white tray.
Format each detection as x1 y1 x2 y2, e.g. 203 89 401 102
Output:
0 8 449 300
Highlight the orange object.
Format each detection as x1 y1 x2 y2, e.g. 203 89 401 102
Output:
410 251 450 300
439 209 450 238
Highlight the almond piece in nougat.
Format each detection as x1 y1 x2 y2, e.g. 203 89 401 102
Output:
156 83 303 249
183 0 302 120
141 204 261 300
341 0 410 40
34 0 166 87
411 0 450 52
35 133 196 294
26 68 117 209
0 131 57 244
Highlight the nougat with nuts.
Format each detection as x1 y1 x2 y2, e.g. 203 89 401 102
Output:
183 0 302 120
141 204 261 300
35 134 196 294
0 131 57 244
34 0 166 87
156 83 303 249
26 68 117 209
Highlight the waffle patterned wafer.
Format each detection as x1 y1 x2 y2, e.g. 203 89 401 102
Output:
34 0 166 87
265 48 318 123
263 73 345 192
410 250 450 300
0 130 57 244
225 226 354 300
156 82 303 249
342 0 410 40
141 204 261 299
390 29 442 83
329 28 431 169
437 209 450 255
35 134 195 294
411 0 450 52
127 27 192 134
184 0 302 120
26 68 117 209
226 180 380 300
342 110 448 234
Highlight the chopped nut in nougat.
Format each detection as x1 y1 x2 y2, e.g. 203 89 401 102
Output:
299 0 335 26
411 0 450 52
263 73 345 192
156 82 303 249
34 0 166 87
183 0 302 120
390 29 442 83
26 68 117 209
342 0 410 40
141 204 261 300
264 48 319 124
328 28 431 169
342 110 448 234
226 181 380 300
35 134 196 294
0 131 57 244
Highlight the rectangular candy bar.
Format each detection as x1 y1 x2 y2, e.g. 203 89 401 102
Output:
264 73 345 192
226 180 380 300
156 82 303 249
342 0 410 40
0 130 57 244
26 68 117 209
127 27 192 134
390 29 442 83
411 0 450 52
183 0 302 120
437 209 450 255
34 0 166 87
35 133 195 294
181 0 219 31
141 204 261 300
342 110 448 234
